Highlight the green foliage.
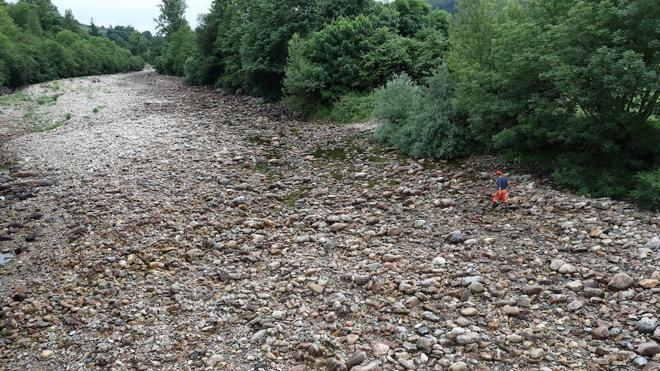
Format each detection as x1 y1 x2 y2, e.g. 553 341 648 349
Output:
89 19 99 36
632 170 660 211
62 9 79 33
427 0 456 13
283 12 448 114
394 0 432 36
374 67 470 159
154 26 196 76
449 0 660 205
127 31 149 56
155 0 188 37
0 1 144 88
323 93 375 123
185 0 374 97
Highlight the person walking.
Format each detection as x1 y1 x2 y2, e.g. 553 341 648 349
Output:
492 170 510 211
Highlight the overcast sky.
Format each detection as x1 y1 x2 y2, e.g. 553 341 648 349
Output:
49 0 213 33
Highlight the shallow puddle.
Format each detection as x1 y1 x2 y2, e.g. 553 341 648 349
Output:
0 252 14 265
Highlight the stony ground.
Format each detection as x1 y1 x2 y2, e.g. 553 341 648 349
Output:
0 71 658 371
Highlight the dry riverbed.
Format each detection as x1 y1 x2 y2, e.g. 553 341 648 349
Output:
0 71 658 370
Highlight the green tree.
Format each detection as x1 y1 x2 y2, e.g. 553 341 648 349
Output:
127 30 149 56
0 3 18 36
89 18 99 36
9 2 43 34
450 0 659 202
62 9 79 33
283 12 446 114
155 25 196 75
155 0 188 37
394 0 432 36
374 67 470 159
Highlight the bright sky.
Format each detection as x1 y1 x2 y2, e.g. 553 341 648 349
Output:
38 0 212 33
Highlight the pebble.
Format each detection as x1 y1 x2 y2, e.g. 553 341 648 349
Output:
346 351 366 369
639 279 659 289
592 326 610 339
449 361 468 371
528 348 544 359
447 230 466 244
550 259 566 271
523 284 543 295
502 305 521 317
456 333 481 345
636 342 660 357
567 301 584 311
417 337 435 352
608 273 634 290
372 342 390 356
632 356 648 368
636 318 658 334
432 256 447 266
558 263 578 274
398 358 415 370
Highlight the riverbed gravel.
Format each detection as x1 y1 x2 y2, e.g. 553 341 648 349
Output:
0 71 658 370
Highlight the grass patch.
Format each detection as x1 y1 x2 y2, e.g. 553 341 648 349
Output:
283 187 308 207
40 113 71 131
331 172 344 181
0 91 30 108
317 93 375 124
246 135 271 146
41 122 62 131
35 94 59 106
312 147 347 160
92 105 105 113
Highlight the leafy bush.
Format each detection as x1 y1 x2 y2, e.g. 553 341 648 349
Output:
374 67 470 159
449 0 659 208
283 13 447 115
154 26 196 76
632 170 660 211
0 1 143 88
324 93 375 123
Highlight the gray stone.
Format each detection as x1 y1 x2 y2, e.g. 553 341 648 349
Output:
398 358 415 370
636 342 660 357
608 273 634 291
417 337 435 353
447 231 465 244
456 333 480 345
558 263 578 274
636 318 657 334
592 326 610 339
528 348 544 359
468 281 484 293
550 259 566 271
449 362 468 371
567 301 583 311
346 352 366 369
632 356 648 368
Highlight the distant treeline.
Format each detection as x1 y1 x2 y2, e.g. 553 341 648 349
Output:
0 0 144 88
152 0 658 210
427 0 456 13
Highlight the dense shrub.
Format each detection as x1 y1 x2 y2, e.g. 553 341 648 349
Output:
374 67 470 159
323 93 375 124
0 0 143 88
283 12 448 115
448 0 659 207
632 170 660 211
154 26 196 76
206 0 374 99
